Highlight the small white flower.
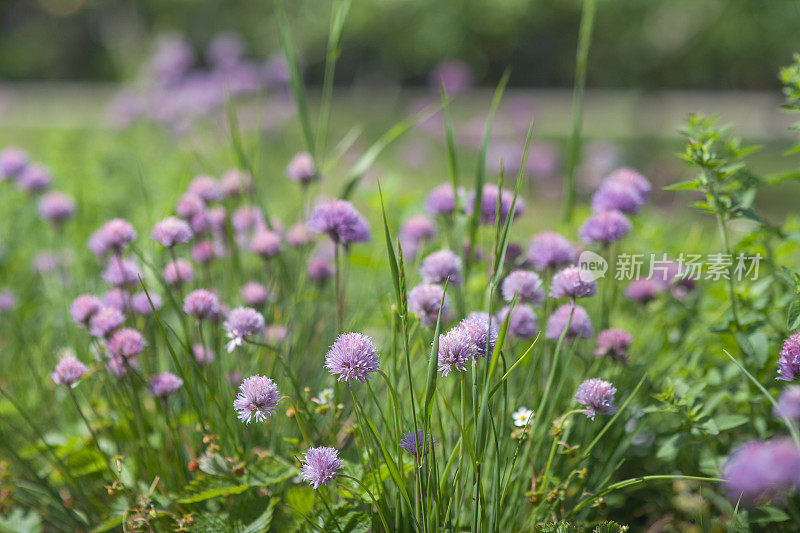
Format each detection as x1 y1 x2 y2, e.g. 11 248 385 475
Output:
312 388 334 405
512 407 534 428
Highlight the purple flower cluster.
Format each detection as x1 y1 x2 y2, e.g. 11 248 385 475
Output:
420 249 462 286
527 231 576 271
51 356 88 387
301 446 343 489
723 438 800 503
183 289 221 320
459 312 498 358
324 332 380 384
399 430 439 456
574 378 617 420
545 304 593 342
399 215 437 258
594 329 633 362
308 199 370 245
408 284 452 328
579 210 631 245
466 184 525 225
425 183 456 216
233 375 280 423
436 327 475 376
150 372 184 399
152 216 193 247
497 305 539 340
285 152 317 184
108 328 147 357
778 332 800 381
549 266 597 299
774 386 800 420
224 307 265 352
501 270 544 305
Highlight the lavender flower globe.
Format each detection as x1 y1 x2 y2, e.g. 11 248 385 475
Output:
131 291 163 316
234 375 280 423
429 60 473 94
399 430 439 456
591 180 646 214
497 305 539 339
108 328 147 358
545 303 593 341
527 231 576 271
425 183 456 216
594 329 633 362
307 257 334 283
501 270 545 305
149 372 184 399
51 356 88 387
437 326 475 376
574 378 618 420
220 169 253 197
419 249 463 286
324 332 380 384
774 386 800 420
624 279 663 303
97 218 137 253
183 289 221 320
192 240 216 264
104 288 131 312
188 174 223 201
301 446 343 489
579 210 631 245
175 192 205 219
285 152 317 184
0 291 16 313
778 332 800 381
606 167 651 199
70 294 102 325
249 230 283 259
241 282 272 307
18 164 52 193
101 257 141 288
193 344 215 365
459 312 498 359
88 306 125 338
152 216 193 247
286 223 315 248
723 438 800 503
163 259 194 286
550 266 598 299
308 199 370 245
0 147 28 180
106 355 137 378
466 184 525 225
265 324 288 345
399 215 437 258
224 307 265 352
38 191 76 225
408 284 452 328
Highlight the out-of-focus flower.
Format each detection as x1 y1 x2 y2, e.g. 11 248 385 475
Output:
183 289 221 320
90 219 137 256
287 223 315 248
624 279 663 303
175 193 205 219
420 249 462 286
220 169 253 197
88 306 125 338
224 307 265 352
131 291 163 316
399 430 439 456
466 184 524 225
0 290 16 313
103 289 131 312
502 270 545 305
308 199 370 245
188 174 223 202
512 407 534 428
497 305 538 339
70 294 102 325
428 60 473 94
550 266 597 299
574 378 617 420
241 282 272 307
108 328 147 358
307 256 334 283
723 438 800 503
324 332 380 384
580 210 631 245
425 183 456 216
594 329 633 362
38 191 76 225
591 180 646 214
0 147 28 180
52 356 88 387
408 284 452 328
301 446 343 489
778 332 800 381
234 375 280 423
193 344 216 365
399 215 437 258
606 167 651 199
17 164 51 193
527 231 576 271
265 324 287 345
545 303 592 341
285 152 317 184
152 216 193 247
774 386 800 420
150 372 183 399
163 258 194 286
249 230 283 259
106 355 137 378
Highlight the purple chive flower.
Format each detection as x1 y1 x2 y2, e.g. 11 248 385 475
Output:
193 344 216 365
70 294 102 325
103 289 131 312
575 378 618 420
206 206 227 234
420 249 463 286
399 214 437 254
108 328 146 358
580 210 631 245
325 332 380 384
308 199 370 244
188 174 223 202
220 169 253 197
437 326 475 376
497 305 539 339
192 240 216 264
591 180 646 214
460 312 498 358
224 307 266 352
287 223 315 248
265 324 288 345
301 446 343 489
594 329 633 362
624 279 663 303
606 167 651 199
131 291 162 316
97 219 137 253
775 386 800 420
175 192 205 219
149 372 183 399
233 375 280 423
425 183 456 216
307 257 334 283
545 303 593 341
0 291 16 313
286 152 317 184
0 147 28 180
51 356 88 387
106 355 138 379
399 430 439 456
527 231 576 271
231 205 266 238
550 265 598 299
723 438 800 503
466 184 525 225
17 164 51 193
163 258 194 286
102 257 140 287
207 32 245 68
408 284 452 328
88 306 125 338
38 191 76 225
429 60 473 94
502 270 545 305
249 230 283 259
152 216 193 247
183 289 221 320
241 282 272 307
778 333 800 381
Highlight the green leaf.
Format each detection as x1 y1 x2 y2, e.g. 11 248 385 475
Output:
234 498 278 533
285 486 315 517
178 477 250 504
788 298 800 330
663 180 701 191
714 414 749 432
0 509 42 533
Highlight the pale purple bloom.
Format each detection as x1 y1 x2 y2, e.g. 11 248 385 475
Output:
591 180 645 214
606 167 651 199
437 326 475 376
466 184 525 225
408 284 452 328
175 192 205 219
192 240 216 264
775 386 800 420
265 324 287 345
502 270 544 305
527 231 576 271
183 289 221 320
103 289 131 312
207 32 245 69
206 206 227 234
152 216 193 247
163 258 194 286
231 205 266 238
459 312 498 358
429 60 473 94
233 375 280 423
286 152 317 184
287 223 315 248
399 430 439 456
301 446 343 489
420 249 462 286
624 279 663 303
723 438 800 503
224 307 265 352
0 291 16 313
38 191 76 225
149 372 183 399
88 306 125 338
399 215 437 246
574 378 617 420
220 169 253 197
0 147 28 180
778 333 800 381
497 305 538 339
307 257 334 282
91 219 137 255
550 266 597 299
131 291 162 315
17 164 51 193
594 329 633 362
545 303 593 341
425 183 456 216
51 356 88 387
193 344 215 365
188 175 223 201
241 282 272 307
249 230 283 259
325 332 380 384
106 355 137 378
579 210 631 245
150 35 194 84
108 328 146 358
70 294 102 325
308 199 370 244
102 257 140 287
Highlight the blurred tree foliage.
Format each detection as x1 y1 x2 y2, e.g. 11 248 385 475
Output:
1 0 799 88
